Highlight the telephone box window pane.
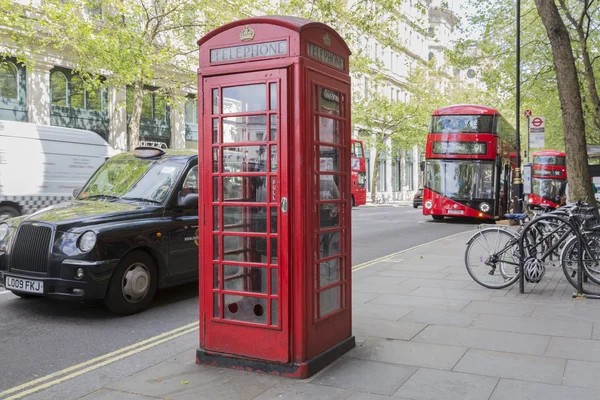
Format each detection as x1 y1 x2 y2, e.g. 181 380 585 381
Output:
270 207 277 233
212 148 219 172
212 89 219 115
223 176 267 202
222 84 266 113
320 204 340 228
270 145 278 172
213 207 220 230
269 114 278 142
223 235 267 263
271 268 278 295
270 299 278 326
213 235 220 260
320 146 340 171
223 116 267 143
269 83 277 110
223 265 268 294
223 206 267 233
213 177 219 201
212 119 219 143
213 293 220 318
319 285 341 317
270 237 278 264
320 258 341 287
223 146 267 172
319 117 340 144
319 231 340 259
320 88 340 116
224 295 267 324
319 175 341 200
213 264 220 288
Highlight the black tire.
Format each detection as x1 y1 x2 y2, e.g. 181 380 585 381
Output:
351 196 355 208
0 206 20 222
11 291 38 299
104 251 158 315
560 235 600 288
413 204 418 209
432 215 444 221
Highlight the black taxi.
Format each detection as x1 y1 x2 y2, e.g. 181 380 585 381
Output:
0 147 199 315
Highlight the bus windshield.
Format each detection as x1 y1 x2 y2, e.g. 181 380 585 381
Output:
532 178 563 202
426 160 494 200
430 115 494 134
533 155 565 166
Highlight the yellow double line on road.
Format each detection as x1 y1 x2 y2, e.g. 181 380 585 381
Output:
0 322 198 400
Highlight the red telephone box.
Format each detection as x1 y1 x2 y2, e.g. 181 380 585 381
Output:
196 16 354 378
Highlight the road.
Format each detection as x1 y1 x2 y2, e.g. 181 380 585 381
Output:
0 206 476 392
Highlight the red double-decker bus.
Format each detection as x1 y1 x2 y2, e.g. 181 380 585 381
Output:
351 139 366 206
423 105 516 220
526 150 566 208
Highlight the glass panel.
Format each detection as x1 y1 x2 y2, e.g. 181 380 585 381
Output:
431 115 494 134
154 94 167 120
320 146 341 171
213 235 220 260
269 83 277 110
425 160 494 200
319 285 341 317
223 146 267 172
270 145 278 172
223 176 267 202
87 88 103 111
50 71 67 106
270 114 278 141
224 295 267 324
213 207 220 230
223 116 267 143
223 235 267 263
212 148 219 172
222 84 266 113
320 204 339 228
223 265 268 294
270 207 277 233
320 258 341 287
0 62 18 100
185 99 197 124
320 88 340 116
212 88 219 115
213 293 220 318
319 117 340 144
213 177 219 201
270 177 278 203
212 119 219 143
271 268 278 295
319 231 340 259
69 75 85 109
270 299 278 326
213 264 220 288
270 237 278 264
141 92 153 118
223 206 267 233
319 175 341 200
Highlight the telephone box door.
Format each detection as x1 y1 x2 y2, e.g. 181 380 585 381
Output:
201 69 289 362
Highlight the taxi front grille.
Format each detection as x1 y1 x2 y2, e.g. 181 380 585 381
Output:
10 224 53 274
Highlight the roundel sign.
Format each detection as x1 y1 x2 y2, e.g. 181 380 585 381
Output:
531 117 544 128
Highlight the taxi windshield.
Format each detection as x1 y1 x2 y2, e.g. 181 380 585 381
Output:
77 156 186 204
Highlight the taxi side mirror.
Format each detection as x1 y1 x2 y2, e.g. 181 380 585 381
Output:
178 192 198 209
73 188 81 198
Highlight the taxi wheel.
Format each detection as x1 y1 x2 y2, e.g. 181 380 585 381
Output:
105 251 158 315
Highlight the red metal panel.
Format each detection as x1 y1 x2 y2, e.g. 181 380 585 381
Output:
422 188 493 219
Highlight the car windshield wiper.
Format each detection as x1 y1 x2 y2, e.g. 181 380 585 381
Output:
81 195 120 201
120 197 162 205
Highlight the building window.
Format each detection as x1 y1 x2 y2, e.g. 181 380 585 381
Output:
50 71 68 106
0 61 18 100
376 159 386 191
392 157 401 191
127 88 168 121
428 52 435 62
467 68 476 79
50 69 106 110
405 151 414 191
185 98 198 124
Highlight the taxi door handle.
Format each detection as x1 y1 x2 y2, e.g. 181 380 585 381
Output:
280 197 288 213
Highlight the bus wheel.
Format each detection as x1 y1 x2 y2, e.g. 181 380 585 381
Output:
432 215 444 221
351 196 355 208
0 206 20 222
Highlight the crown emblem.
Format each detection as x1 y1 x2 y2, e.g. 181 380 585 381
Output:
240 25 255 41
323 33 331 47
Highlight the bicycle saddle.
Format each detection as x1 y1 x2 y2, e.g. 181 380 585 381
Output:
504 213 528 221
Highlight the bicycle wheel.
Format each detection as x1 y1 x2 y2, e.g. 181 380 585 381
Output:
560 234 600 287
465 228 521 289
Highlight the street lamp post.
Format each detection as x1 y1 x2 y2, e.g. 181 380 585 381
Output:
513 0 523 214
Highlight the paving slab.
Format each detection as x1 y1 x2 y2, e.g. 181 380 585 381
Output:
353 304 414 321
453 349 566 385
353 283 420 296
413 325 550 356
358 276 409 286
562 359 600 389
545 336 600 362
352 317 426 341
407 287 493 301
594 323 600 340
353 292 381 306
531 304 600 323
313 358 416 395
372 295 470 312
254 382 352 400
400 309 478 327
471 314 593 339
489 378 599 400
443 273 475 281
349 337 467 370
393 368 498 400
462 300 535 317
440 266 470 274
373 270 450 279
80 389 160 400
348 393 400 400
401 278 469 289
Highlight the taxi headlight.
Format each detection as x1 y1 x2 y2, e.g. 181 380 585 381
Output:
0 223 8 242
78 231 97 252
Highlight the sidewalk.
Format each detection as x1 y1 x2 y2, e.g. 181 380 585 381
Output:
29 230 600 399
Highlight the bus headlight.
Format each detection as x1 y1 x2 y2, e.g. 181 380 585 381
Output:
425 200 433 209
78 231 97 253
480 202 490 213
0 223 8 242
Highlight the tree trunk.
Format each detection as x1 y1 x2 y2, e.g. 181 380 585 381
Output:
576 29 600 132
127 81 144 151
533 0 595 204
370 147 381 202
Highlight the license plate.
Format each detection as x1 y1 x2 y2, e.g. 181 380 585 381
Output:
447 210 464 215
4 276 44 294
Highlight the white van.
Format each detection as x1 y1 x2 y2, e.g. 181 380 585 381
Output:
0 121 118 220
